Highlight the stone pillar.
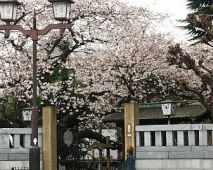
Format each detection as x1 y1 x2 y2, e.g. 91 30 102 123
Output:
42 106 57 170
124 103 139 157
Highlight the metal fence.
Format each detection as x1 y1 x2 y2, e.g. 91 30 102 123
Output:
59 160 122 170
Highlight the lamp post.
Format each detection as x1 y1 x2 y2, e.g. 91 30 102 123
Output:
0 0 74 170
161 100 176 124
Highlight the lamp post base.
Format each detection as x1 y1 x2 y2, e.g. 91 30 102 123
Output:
29 146 40 170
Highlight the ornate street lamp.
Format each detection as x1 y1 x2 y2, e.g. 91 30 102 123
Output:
161 100 176 124
0 0 74 170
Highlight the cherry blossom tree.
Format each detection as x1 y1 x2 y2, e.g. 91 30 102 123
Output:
167 43 213 120
167 0 213 121
0 0 168 124
69 33 174 115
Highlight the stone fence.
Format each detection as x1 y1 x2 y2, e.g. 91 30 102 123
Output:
135 124 213 170
0 128 42 170
0 107 57 170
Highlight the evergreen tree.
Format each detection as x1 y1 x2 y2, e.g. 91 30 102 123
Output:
183 0 213 46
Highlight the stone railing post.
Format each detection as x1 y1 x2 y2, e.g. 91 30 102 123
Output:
124 103 139 157
42 106 57 170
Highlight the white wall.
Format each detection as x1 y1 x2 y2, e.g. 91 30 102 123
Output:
136 159 213 170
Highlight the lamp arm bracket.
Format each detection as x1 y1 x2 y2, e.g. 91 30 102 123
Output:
0 24 32 37
37 23 73 36
0 23 73 39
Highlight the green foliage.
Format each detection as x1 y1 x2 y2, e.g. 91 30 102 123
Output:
5 96 15 114
45 64 70 83
0 96 16 127
182 0 213 44
0 96 14 117
187 0 212 11
0 100 6 119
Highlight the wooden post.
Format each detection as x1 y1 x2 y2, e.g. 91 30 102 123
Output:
124 103 139 157
42 106 57 170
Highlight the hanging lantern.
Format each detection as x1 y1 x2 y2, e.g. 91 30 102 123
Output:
161 100 176 116
0 0 21 22
48 0 74 21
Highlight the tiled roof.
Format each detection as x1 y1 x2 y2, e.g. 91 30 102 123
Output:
103 102 207 122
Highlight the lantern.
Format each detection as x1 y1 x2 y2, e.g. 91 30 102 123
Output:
22 107 32 121
0 0 21 22
48 0 74 21
161 100 176 116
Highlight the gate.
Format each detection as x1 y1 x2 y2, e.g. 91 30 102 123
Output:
57 125 81 170
57 125 123 170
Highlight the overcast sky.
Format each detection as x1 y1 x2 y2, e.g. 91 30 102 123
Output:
119 0 190 43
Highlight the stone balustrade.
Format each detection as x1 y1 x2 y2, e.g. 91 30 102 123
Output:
0 128 42 162
0 107 56 170
135 124 213 159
